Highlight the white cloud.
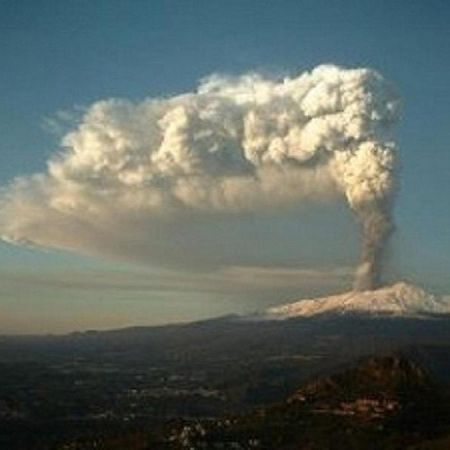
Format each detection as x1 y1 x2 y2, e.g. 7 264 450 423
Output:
0 65 400 275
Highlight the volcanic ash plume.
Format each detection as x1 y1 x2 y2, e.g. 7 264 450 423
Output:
335 140 398 290
0 65 400 285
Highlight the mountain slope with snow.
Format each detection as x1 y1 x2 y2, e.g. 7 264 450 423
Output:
266 282 450 319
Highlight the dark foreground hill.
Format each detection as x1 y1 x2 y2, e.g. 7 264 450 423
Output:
2 314 450 448
171 355 450 450
4 355 448 450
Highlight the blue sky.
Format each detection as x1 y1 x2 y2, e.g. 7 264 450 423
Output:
1 0 449 333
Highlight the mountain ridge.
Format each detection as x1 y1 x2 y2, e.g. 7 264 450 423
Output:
265 281 450 319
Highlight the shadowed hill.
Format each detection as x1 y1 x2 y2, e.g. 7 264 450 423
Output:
181 356 450 450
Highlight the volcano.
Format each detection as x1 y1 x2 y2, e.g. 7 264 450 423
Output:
266 282 450 319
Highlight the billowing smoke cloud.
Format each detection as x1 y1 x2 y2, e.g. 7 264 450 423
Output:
0 65 400 290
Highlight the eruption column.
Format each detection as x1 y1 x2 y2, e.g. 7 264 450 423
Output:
0 65 400 278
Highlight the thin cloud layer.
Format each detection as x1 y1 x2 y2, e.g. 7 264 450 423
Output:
0 65 400 277
0 265 352 299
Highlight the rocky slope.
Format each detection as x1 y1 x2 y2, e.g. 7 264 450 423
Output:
178 356 450 450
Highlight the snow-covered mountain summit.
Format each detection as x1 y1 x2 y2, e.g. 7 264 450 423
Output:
266 282 450 319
